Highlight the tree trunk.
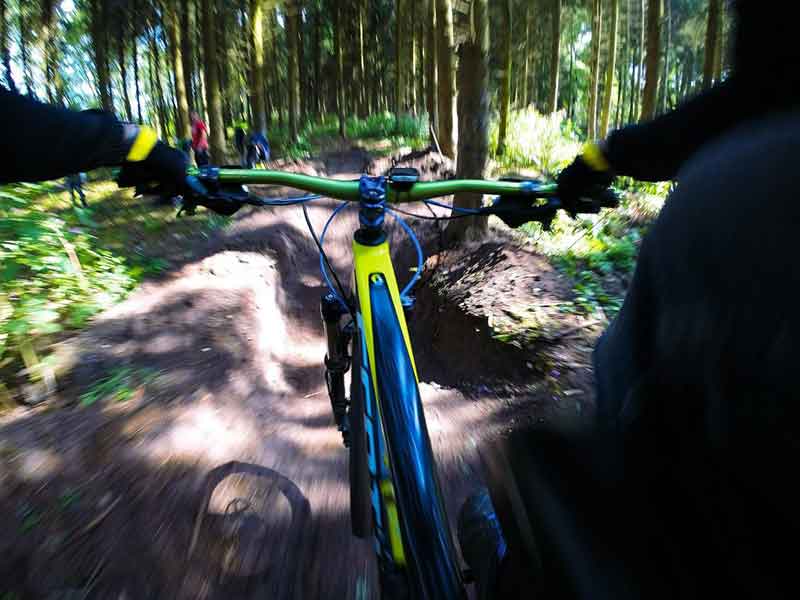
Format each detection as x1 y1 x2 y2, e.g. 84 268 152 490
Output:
703 0 720 88
216 1 231 132
117 23 133 120
659 0 671 112
615 0 627 128
416 2 424 115
449 0 489 241
249 0 267 134
633 0 644 116
587 0 602 138
497 0 512 155
313 5 322 117
181 0 195 109
547 0 561 113
271 9 282 125
521 1 530 107
425 0 438 135
150 25 169 138
201 0 226 158
0 0 15 93
408 2 417 114
599 0 618 137
435 0 456 158
166 2 190 139
357 0 367 117
395 0 405 116
713 0 723 82
131 0 142 121
285 2 300 140
90 0 112 110
639 0 661 120
298 2 307 123
40 0 61 104
333 0 345 138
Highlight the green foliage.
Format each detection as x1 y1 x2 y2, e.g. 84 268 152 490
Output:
270 113 428 159
485 104 670 318
79 366 157 407
490 108 581 177
1 187 138 384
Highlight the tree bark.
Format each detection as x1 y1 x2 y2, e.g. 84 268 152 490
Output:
298 2 307 123
449 0 489 241
713 0 723 82
497 0 512 155
181 0 195 109
395 0 405 116
521 1 530 107
435 0 456 158
547 0 561 114
201 0 226 158
703 0 720 88
600 0 618 137
408 2 417 114
358 0 368 117
286 1 300 140
90 0 112 110
630 0 644 122
166 2 190 139
416 3 425 115
150 24 169 138
117 19 133 120
40 0 62 104
216 1 231 131
0 0 15 93
333 0 345 137
587 0 602 138
249 0 267 134
313 5 322 117
639 0 661 120
615 0 627 128
425 0 438 134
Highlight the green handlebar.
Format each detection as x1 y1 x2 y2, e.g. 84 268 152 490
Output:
202 168 556 202
215 168 362 200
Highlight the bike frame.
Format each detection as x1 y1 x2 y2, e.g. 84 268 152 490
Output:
351 233 464 598
184 166 564 599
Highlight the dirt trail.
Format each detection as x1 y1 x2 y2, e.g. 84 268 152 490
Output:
0 149 597 599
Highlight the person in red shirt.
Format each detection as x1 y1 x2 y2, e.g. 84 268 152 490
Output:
190 111 210 166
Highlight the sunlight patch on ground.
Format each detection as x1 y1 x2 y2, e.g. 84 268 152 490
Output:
143 404 258 465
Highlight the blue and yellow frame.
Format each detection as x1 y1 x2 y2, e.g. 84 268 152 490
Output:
351 216 465 599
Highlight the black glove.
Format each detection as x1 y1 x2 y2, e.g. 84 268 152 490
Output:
117 131 188 198
557 143 614 214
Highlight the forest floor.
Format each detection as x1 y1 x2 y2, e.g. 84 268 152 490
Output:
0 147 605 599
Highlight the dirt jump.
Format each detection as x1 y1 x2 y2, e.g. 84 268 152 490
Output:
0 148 602 599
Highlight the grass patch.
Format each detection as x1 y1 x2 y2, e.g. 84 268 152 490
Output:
1 179 228 395
79 366 158 407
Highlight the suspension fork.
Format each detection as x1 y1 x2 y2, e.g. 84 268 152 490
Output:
321 293 353 447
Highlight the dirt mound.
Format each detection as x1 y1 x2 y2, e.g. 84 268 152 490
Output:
411 231 601 404
367 147 456 181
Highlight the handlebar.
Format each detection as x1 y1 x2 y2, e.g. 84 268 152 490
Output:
126 166 620 229
192 167 557 203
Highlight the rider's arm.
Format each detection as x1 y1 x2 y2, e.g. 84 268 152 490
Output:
603 74 794 182
0 88 142 184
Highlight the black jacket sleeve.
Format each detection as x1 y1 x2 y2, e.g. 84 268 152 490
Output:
603 76 784 182
0 88 136 184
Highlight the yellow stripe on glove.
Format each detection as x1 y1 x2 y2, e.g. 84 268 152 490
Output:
582 142 611 173
126 126 159 162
